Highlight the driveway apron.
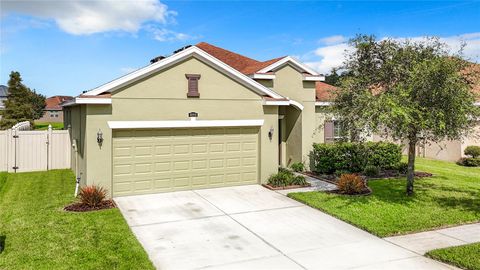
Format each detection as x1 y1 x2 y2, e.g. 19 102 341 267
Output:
115 185 458 270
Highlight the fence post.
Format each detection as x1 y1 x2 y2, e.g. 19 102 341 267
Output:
47 125 52 170
6 129 12 172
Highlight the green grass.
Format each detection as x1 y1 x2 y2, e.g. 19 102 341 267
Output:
427 243 480 270
34 122 64 130
288 157 480 237
0 170 154 270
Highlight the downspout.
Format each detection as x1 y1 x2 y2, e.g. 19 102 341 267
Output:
72 139 80 197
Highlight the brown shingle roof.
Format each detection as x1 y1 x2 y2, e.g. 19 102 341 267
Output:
315 82 337 102
462 63 480 102
315 62 480 103
196 42 285 75
45 96 73 110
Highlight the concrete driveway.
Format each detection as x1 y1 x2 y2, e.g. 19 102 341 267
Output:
115 185 457 270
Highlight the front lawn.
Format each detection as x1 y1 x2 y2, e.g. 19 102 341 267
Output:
34 122 64 130
427 243 480 270
288 157 480 237
0 170 154 269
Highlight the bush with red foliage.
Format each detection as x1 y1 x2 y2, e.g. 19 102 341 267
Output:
79 185 107 207
337 174 368 195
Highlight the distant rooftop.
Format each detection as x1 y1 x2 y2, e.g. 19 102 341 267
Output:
0 85 8 97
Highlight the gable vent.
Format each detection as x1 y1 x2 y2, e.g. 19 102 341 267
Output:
185 74 201 98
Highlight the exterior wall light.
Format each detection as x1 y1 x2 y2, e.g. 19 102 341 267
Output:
268 127 274 141
97 129 103 145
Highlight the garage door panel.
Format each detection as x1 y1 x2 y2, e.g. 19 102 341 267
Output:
112 127 259 196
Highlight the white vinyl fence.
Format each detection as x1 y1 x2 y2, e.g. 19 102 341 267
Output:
0 127 71 173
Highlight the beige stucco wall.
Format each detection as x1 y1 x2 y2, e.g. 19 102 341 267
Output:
64 105 87 186
372 122 480 162
461 122 480 156
72 57 279 196
313 107 329 144
37 110 64 123
268 64 317 168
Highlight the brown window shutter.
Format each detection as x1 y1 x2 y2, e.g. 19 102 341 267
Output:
324 120 334 143
185 74 201 97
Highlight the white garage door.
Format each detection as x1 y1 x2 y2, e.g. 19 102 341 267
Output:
112 127 259 196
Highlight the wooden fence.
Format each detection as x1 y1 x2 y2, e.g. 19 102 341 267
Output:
0 128 71 172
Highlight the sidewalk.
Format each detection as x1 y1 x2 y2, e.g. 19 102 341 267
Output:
385 223 480 254
275 172 337 195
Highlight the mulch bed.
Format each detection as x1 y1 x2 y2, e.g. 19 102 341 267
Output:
262 183 311 190
64 200 116 212
304 170 433 184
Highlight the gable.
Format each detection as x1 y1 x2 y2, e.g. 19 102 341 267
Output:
257 56 319 76
82 46 283 99
113 56 262 100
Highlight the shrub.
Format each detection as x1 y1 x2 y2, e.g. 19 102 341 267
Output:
457 157 480 167
267 168 308 187
364 142 402 169
79 185 107 207
337 174 367 194
334 169 351 177
311 142 401 174
363 165 379 177
291 175 308 186
290 162 305 172
464 146 480 158
396 162 409 174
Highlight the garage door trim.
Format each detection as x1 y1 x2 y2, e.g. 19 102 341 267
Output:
108 119 264 129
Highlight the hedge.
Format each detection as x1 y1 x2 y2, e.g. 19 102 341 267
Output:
311 142 402 174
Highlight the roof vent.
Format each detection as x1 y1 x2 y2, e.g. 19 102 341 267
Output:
173 45 192 54
150 56 166 64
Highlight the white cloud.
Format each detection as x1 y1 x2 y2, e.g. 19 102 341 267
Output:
2 0 176 35
306 33 480 75
319 35 347 45
145 26 198 42
305 43 352 74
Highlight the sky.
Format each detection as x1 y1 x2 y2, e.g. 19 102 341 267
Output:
1 0 479 97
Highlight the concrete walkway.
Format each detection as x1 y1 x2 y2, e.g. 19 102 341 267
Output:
276 173 337 195
385 223 480 255
115 185 458 270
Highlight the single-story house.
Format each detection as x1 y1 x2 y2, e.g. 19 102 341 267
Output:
63 42 334 197
0 85 8 111
314 68 480 162
37 95 73 123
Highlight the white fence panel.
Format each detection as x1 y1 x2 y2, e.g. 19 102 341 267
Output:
0 127 71 173
49 130 71 169
15 130 48 172
0 131 7 171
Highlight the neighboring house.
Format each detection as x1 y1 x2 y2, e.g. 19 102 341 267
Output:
411 64 480 161
314 68 480 162
0 85 8 110
37 96 73 123
63 42 330 197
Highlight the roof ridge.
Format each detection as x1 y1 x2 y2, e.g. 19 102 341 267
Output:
196 42 261 63
195 42 285 75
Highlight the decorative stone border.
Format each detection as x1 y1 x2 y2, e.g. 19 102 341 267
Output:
262 183 311 190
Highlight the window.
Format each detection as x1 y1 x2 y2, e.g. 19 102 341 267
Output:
333 121 343 139
324 120 345 143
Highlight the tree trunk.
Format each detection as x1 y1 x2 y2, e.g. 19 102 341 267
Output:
406 138 417 196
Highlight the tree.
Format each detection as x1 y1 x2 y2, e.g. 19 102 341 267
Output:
30 89 46 120
0 71 46 129
332 35 480 195
325 67 351 87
